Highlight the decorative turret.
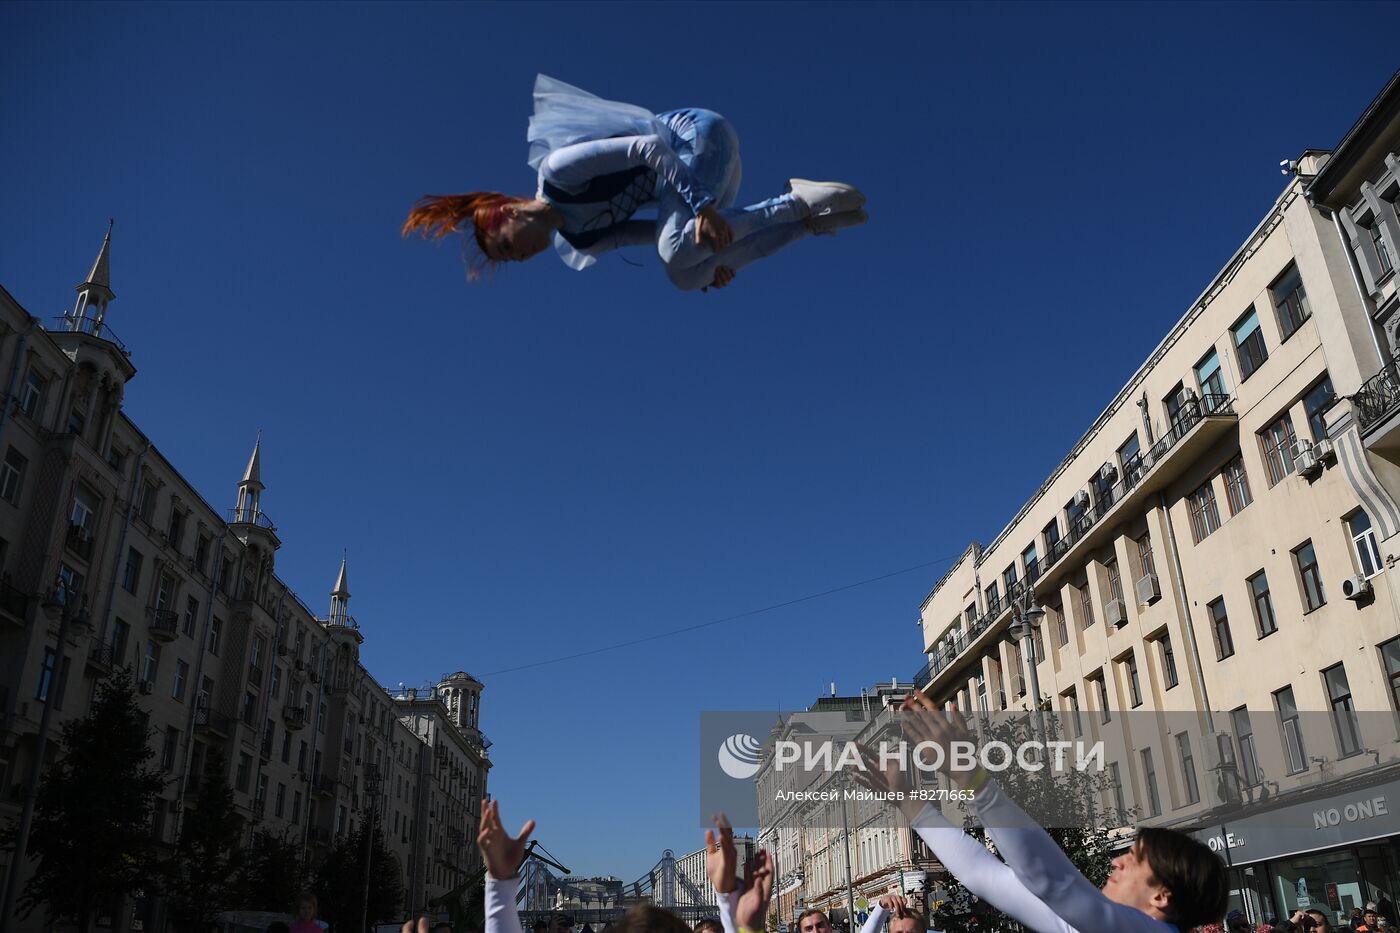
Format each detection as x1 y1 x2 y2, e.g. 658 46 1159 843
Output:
328 555 353 627
437 670 484 738
67 219 115 334
229 433 280 552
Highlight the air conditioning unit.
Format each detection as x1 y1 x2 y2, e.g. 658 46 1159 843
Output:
1315 438 1337 464
1099 462 1118 484
1296 443 1323 479
1342 575 1373 601
1073 489 1091 511
1135 573 1161 605
139 681 155 695
1105 598 1129 628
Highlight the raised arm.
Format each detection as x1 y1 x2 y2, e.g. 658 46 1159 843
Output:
479 800 536 933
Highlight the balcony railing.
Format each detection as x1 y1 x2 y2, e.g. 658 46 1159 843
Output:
1355 357 1400 434
919 393 1235 690
194 707 234 736
148 609 179 642
50 315 129 353
0 578 29 622
65 523 95 561
283 706 308 730
87 640 119 670
227 507 277 531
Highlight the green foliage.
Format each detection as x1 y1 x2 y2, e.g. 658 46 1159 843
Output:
925 709 1132 933
313 817 404 932
164 748 245 929
429 872 487 931
18 669 166 928
232 828 309 913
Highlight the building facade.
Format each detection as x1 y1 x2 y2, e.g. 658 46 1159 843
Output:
0 239 490 932
914 72 1400 926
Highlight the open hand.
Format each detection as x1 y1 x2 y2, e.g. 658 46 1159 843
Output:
705 813 737 894
735 849 774 931
878 895 910 914
900 692 978 785
696 206 733 252
478 799 535 880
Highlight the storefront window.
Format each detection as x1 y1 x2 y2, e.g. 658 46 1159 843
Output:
1272 848 1363 925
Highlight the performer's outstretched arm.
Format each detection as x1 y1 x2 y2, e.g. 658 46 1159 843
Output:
479 800 535 933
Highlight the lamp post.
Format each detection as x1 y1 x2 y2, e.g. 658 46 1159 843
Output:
363 765 382 933
0 580 94 933
1005 586 1046 736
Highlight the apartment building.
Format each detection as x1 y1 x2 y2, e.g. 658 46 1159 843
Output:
0 235 490 932
914 72 1400 925
756 683 937 932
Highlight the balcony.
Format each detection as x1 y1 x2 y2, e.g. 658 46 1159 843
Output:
1355 357 1400 457
148 609 179 643
918 393 1236 694
283 706 308 731
194 707 234 737
227 507 277 531
0 578 29 624
65 523 95 562
86 640 119 671
49 314 129 354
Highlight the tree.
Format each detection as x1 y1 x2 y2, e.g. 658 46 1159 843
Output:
17 669 166 932
314 817 404 933
924 708 1132 933
232 829 308 913
164 748 244 930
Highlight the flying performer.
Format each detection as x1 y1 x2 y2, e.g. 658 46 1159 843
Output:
404 75 867 291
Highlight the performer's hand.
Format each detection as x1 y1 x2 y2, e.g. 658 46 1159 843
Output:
705 813 738 894
704 266 736 291
878 895 910 914
734 849 774 931
697 205 733 252
478 799 535 880
853 741 922 821
900 692 979 786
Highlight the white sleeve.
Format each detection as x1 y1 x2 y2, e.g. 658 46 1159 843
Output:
859 904 888 933
909 804 1075 933
972 781 1177 933
486 875 527 933
715 887 741 933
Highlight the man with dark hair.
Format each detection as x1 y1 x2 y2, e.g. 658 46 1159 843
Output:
694 919 724 933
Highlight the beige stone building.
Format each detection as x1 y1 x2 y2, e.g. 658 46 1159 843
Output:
914 72 1400 925
0 237 490 932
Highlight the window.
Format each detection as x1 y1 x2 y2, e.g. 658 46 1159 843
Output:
173 659 189 701
1208 597 1234 659
275 782 286 818
1165 382 1190 435
1196 348 1226 400
122 547 143 593
154 572 174 615
318 700 327 733
985 581 1000 614
1043 518 1061 553
257 773 268 808
167 508 185 552
1107 761 1126 817
1002 563 1018 595
142 641 161 684
292 790 302 824
1067 493 1089 535
194 534 210 576
242 691 256 726
1222 455 1252 515
1380 638 1400 712
112 619 131 665
1091 672 1110 724
1260 414 1298 486
1232 307 1269 381
1348 511 1384 578
37 648 58 702
1372 222 1394 275
1176 732 1199 804
270 664 281 701
1136 533 1157 580
250 635 265 684
197 675 213 713
1119 433 1143 482
137 479 156 524
208 617 222 656
161 726 179 771
1232 707 1261 785
1158 633 1179 688
1274 686 1307 774
1188 480 1221 543
1106 558 1124 603
183 595 199 637
1063 689 1081 738
1022 543 1039 582
1123 651 1142 707
1271 264 1312 340
1140 748 1161 817
1078 582 1095 628
66 407 85 437
1053 604 1067 647
1293 540 1326 612
1249 571 1277 636
1302 375 1336 443
0 447 27 504
1323 663 1362 756
19 370 45 419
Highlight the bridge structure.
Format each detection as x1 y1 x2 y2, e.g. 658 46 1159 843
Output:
517 837 756 927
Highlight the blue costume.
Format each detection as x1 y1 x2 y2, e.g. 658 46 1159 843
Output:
528 75 814 291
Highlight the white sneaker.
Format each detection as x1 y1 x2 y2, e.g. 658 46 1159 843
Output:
808 209 868 236
786 178 866 216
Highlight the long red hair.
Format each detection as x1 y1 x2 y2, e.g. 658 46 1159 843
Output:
402 192 524 280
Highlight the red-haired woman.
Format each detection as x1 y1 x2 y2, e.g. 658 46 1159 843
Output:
404 75 866 291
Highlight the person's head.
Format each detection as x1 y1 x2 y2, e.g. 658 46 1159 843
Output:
403 193 554 277
1102 828 1228 928
797 910 831 933
266 924 290 933
609 905 694 933
552 914 576 933
887 908 925 933
1307 909 1331 932
695 919 724 933
295 892 318 922
1366 907 1381 926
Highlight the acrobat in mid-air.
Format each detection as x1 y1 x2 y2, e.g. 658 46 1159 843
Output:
403 75 867 291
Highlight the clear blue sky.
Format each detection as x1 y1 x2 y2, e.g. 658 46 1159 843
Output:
2 0 1396 884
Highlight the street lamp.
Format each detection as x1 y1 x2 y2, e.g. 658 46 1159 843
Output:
0 579 94 933
1006 587 1046 735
